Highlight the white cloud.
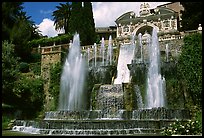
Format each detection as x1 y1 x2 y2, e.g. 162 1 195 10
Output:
40 10 53 15
92 2 170 27
36 18 64 38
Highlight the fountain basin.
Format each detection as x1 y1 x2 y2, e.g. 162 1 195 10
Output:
12 108 191 135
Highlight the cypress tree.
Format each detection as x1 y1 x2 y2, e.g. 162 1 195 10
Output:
83 2 96 45
70 2 96 46
69 2 83 35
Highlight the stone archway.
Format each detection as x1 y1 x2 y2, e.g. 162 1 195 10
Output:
132 23 159 37
132 23 159 62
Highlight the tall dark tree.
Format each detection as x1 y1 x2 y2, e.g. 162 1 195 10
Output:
70 2 96 46
52 2 72 34
2 2 24 41
69 2 83 35
83 2 97 45
180 2 202 31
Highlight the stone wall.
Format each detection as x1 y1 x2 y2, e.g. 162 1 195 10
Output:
41 45 62 111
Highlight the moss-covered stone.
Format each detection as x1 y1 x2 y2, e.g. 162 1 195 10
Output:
90 84 101 110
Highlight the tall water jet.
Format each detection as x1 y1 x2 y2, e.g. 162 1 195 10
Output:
106 35 113 65
100 37 105 66
87 47 90 67
145 28 166 109
138 33 143 62
165 43 169 62
58 33 87 111
94 43 97 67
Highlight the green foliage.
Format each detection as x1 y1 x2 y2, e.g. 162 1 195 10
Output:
30 53 41 63
165 78 185 108
177 33 202 107
52 2 72 34
2 115 12 130
27 33 72 48
29 62 41 76
180 2 202 31
49 62 62 110
161 119 202 136
2 41 21 105
2 2 24 41
90 84 101 110
2 2 41 62
19 62 30 73
70 2 96 46
13 73 45 119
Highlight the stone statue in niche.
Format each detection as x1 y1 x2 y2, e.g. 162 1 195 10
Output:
171 20 175 29
130 25 134 32
163 20 169 27
118 27 122 36
158 22 162 30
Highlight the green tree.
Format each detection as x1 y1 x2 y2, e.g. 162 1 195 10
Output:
13 73 45 119
2 41 21 106
2 2 41 62
180 2 202 31
69 2 83 35
52 2 72 34
70 2 96 46
2 2 23 41
82 2 96 45
177 33 202 107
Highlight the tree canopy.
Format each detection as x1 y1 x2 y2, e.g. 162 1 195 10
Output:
178 33 202 107
54 2 96 46
180 2 202 31
2 2 41 62
52 2 72 34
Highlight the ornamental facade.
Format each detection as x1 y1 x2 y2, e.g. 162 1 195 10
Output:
115 2 183 44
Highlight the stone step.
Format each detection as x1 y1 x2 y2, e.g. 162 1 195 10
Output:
38 119 190 130
38 128 162 135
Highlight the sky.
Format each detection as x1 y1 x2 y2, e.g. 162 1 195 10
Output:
23 2 170 38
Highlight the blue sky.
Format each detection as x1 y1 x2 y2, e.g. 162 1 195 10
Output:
22 2 169 37
23 2 66 24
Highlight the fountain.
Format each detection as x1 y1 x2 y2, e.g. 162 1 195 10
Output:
145 28 166 109
100 37 105 66
58 33 87 111
114 34 135 84
165 44 169 62
106 35 113 65
94 43 97 67
12 30 191 136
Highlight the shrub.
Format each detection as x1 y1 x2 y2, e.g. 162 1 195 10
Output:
19 62 30 73
161 119 202 136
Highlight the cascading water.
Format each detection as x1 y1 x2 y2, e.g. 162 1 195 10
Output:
114 34 135 84
134 85 144 109
58 33 87 111
145 28 166 109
